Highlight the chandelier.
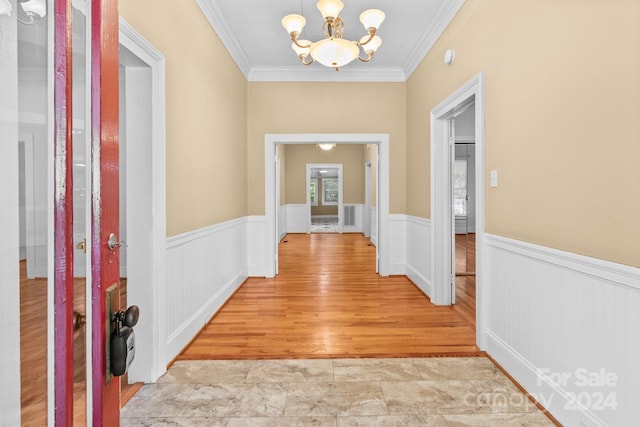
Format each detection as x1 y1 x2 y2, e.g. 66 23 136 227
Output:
281 0 385 71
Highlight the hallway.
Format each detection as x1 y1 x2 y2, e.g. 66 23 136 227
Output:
180 233 478 359
121 234 556 425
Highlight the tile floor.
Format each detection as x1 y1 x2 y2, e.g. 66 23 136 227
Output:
311 217 339 233
121 357 555 426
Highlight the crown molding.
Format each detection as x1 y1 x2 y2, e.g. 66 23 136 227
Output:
402 0 466 79
198 0 465 83
196 0 251 78
248 66 407 83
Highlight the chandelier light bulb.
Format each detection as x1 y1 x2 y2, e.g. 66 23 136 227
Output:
316 0 344 20
360 35 382 55
281 14 306 36
360 9 385 31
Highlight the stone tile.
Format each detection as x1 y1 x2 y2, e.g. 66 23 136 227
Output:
469 378 540 414
443 412 556 426
333 358 422 382
246 359 334 383
157 360 253 384
337 414 448 426
227 416 337 426
121 384 195 418
381 380 491 415
285 382 388 416
178 383 288 417
412 357 503 380
120 418 228 427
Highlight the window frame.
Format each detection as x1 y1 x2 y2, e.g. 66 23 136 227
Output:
310 178 318 206
321 177 339 206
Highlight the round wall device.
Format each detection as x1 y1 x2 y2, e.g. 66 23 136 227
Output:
444 49 455 65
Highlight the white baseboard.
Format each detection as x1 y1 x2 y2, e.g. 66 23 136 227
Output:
406 264 432 297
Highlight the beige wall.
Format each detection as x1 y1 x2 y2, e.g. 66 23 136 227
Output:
120 0 248 236
407 0 640 267
248 82 406 215
285 144 365 205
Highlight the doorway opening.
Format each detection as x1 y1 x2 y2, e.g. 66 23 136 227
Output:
265 134 390 278
431 72 486 348
307 164 343 233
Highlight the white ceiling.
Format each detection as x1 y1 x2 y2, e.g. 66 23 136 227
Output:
196 0 465 82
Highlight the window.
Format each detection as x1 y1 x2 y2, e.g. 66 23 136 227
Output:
453 159 467 216
310 178 318 206
322 177 338 206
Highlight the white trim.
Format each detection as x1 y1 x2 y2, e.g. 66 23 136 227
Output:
195 0 252 78
265 134 390 278
248 66 406 83
403 0 466 78
119 18 168 383
167 217 246 248
486 234 640 292
430 72 486 348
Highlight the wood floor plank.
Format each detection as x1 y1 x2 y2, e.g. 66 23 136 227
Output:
179 233 479 360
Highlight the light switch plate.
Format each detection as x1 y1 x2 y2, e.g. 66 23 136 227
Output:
490 170 498 188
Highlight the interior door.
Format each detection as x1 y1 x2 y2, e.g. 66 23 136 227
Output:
90 0 121 425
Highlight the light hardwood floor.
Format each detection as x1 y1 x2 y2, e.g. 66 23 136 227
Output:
180 233 479 360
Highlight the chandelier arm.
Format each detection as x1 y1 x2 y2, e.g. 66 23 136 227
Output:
358 30 377 47
291 36 312 49
301 56 314 66
357 55 374 63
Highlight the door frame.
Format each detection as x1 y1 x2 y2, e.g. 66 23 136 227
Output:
306 163 344 233
265 134 389 277
118 17 167 385
430 72 486 348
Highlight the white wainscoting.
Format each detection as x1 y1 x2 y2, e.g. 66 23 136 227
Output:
285 204 309 234
388 214 407 275
405 215 432 298
165 217 248 362
484 234 640 427
248 216 266 276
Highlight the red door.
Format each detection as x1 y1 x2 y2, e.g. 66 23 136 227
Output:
53 0 120 427
90 0 121 425
53 0 75 424
53 0 121 425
